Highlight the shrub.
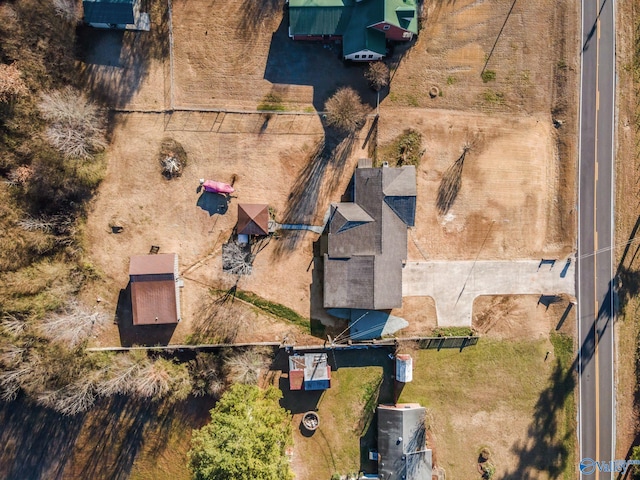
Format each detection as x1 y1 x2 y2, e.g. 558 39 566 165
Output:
365 62 390 91
39 87 107 160
159 138 187 179
481 70 496 83
324 87 368 134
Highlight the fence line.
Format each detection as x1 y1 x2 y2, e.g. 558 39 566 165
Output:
85 336 480 353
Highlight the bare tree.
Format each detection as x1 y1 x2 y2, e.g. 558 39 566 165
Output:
365 62 390 91
39 87 107 160
1 314 28 337
36 378 97 415
190 353 225 397
222 241 254 276
96 351 145 396
131 357 192 402
52 0 81 22
224 348 271 385
324 87 369 134
0 63 28 104
38 300 109 348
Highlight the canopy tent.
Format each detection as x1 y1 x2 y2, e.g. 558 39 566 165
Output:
237 204 269 236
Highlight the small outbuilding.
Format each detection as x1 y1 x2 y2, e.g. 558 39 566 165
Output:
237 203 270 237
288 353 331 391
129 253 181 325
83 0 149 30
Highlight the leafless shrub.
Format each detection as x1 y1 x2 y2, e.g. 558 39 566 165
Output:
95 351 145 396
159 138 187 179
324 87 369 134
222 241 254 276
36 378 96 415
131 357 192 402
365 62 390 91
52 0 81 22
0 63 28 103
38 300 109 347
190 353 226 397
1 314 28 337
6 165 34 187
39 87 107 160
0 351 44 402
224 348 271 385
17 214 75 236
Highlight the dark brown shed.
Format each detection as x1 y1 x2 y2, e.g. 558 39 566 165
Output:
129 253 181 325
237 204 269 236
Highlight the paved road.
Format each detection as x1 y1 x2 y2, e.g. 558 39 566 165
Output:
578 0 616 476
402 259 575 326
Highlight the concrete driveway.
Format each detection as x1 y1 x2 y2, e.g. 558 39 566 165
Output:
402 259 576 326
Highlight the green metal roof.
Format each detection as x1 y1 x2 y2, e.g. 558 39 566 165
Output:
289 6 353 35
83 0 135 25
289 0 417 56
343 26 386 56
384 0 418 34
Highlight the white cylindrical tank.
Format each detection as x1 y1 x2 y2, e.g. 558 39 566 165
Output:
395 354 413 383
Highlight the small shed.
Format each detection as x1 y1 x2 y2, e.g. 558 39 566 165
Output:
83 0 149 30
129 253 181 325
395 354 413 383
288 353 331 391
237 204 269 236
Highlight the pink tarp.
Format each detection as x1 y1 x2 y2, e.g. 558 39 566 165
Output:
202 180 234 194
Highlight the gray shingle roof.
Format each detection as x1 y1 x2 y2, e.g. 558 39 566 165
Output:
323 165 416 310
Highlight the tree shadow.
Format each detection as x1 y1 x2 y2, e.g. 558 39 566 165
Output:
116 283 178 347
0 398 86 480
272 131 356 256
503 360 575 479
72 395 215 480
77 0 170 107
263 14 376 114
436 147 467 215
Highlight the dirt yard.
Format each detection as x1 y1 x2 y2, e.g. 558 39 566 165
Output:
82 0 578 344
379 108 575 262
83 112 370 345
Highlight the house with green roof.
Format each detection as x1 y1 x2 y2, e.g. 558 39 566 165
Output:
288 0 418 61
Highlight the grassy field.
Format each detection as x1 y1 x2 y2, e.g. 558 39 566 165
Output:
288 364 393 479
397 337 576 480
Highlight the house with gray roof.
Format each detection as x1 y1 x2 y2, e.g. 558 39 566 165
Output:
323 163 416 310
288 0 419 61
376 403 432 480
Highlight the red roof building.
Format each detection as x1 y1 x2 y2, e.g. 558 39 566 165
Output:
129 253 181 325
237 204 269 236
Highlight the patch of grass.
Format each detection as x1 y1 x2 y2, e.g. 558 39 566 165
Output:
432 326 474 337
446 75 457 85
233 289 309 330
292 367 385 478
406 94 420 107
376 128 424 167
481 70 497 83
257 93 286 111
482 89 505 105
